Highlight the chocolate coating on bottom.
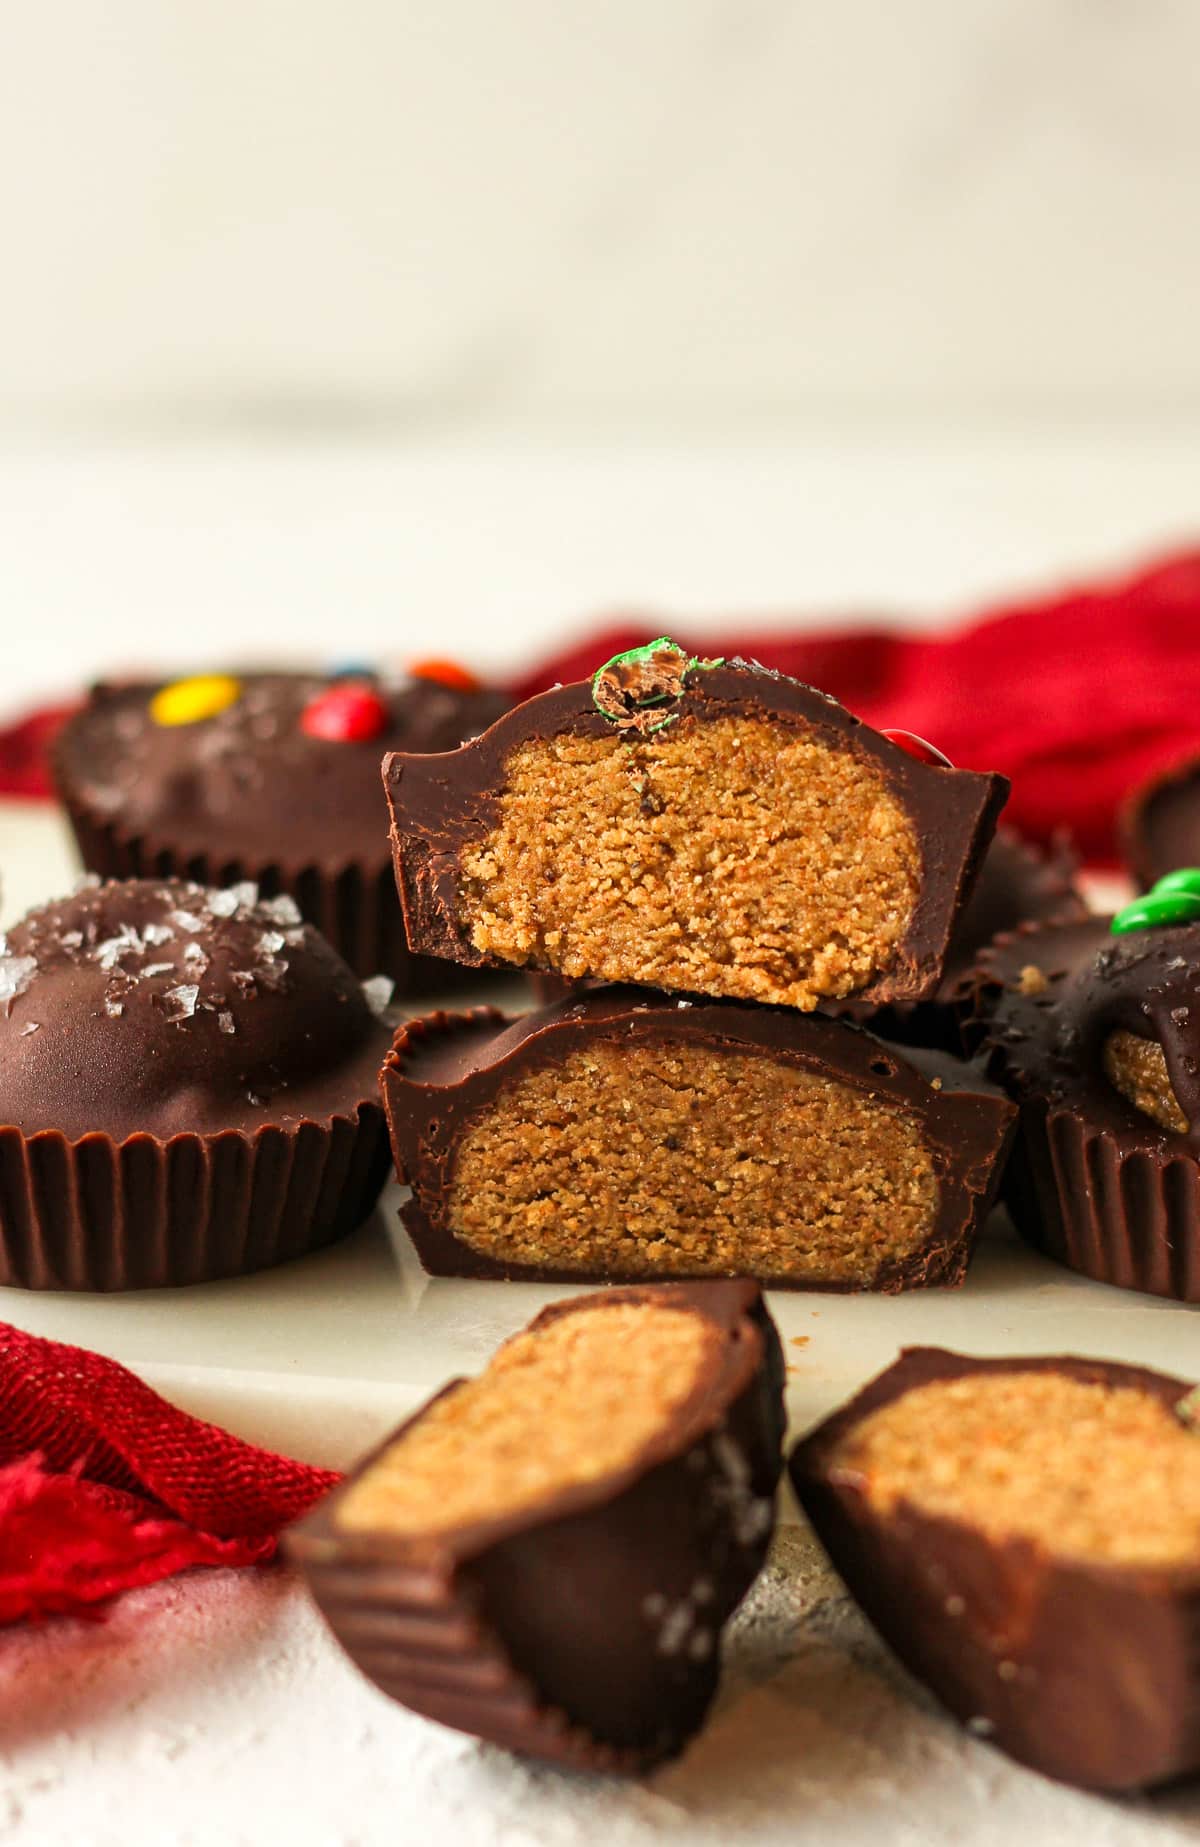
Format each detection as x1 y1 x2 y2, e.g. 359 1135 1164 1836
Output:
288 1280 785 1773
979 915 1200 1299
790 1347 1200 1792
381 987 1015 1291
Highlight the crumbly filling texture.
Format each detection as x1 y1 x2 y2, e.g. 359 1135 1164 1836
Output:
1103 1029 1189 1134
446 1041 939 1285
336 1303 718 1537
832 1371 1200 1567
457 718 922 1009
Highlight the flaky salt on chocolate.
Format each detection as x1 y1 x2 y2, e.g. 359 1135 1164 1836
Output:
790 1347 1200 1791
381 987 1014 1291
288 1279 784 1773
0 876 392 1288
382 642 1009 1012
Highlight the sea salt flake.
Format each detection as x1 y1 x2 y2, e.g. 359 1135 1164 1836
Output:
206 889 241 918
218 1011 236 1035
259 894 301 926
361 975 395 1017
160 983 200 1022
19 1021 40 1037
142 923 173 946
168 911 204 934
0 955 38 1014
59 930 83 950
257 931 287 956
182 941 208 967
142 962 176 978
93 928 143 969
227 881 259 909
104 997 125 1018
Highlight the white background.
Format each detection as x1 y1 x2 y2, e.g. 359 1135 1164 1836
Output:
3 1 1200 432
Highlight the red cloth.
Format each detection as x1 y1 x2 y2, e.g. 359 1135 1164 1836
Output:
0 701 79 800
0 1322 337 1624
6 548 1200 859
511 548 1200 865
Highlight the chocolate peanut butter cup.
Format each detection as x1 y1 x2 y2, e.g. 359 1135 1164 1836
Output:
980 909 1200 1300
383 642 1008 1011
790 1347 1200 1792
288 1279 784 1773
52 669 510 988
381 986 1015 1290
0 877 392 1289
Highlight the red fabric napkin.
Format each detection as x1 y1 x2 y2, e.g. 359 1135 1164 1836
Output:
511 548 1200 865
0 1322 337 1624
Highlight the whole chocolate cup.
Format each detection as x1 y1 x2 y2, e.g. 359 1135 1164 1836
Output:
383 659 1008 1008
979 915 1200 1301
789 1347 1200 1792
288 1279 785 1773
0 877 393 1290
52 674 510 990
380 989 1015 1290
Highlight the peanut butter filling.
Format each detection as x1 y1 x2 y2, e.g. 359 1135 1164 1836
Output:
831 1371 1200 1567
446 1040 939 1285
336 1303 718 1538
1103 1029 1189 1133
458 718 922 1009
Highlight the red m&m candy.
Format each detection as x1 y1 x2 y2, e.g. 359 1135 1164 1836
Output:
408 658 483 693
301 683 390 743
882 728 953 768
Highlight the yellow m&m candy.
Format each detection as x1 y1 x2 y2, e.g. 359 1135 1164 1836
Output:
150 674 242 727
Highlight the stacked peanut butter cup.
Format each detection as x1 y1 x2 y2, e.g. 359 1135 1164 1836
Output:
377 639 1019 1293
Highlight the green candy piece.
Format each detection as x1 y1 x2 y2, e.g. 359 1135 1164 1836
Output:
1110 891 1200 935
591 637 724 734
1151 867 1200 898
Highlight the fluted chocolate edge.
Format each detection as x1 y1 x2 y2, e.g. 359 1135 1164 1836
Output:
0 1104 391 1290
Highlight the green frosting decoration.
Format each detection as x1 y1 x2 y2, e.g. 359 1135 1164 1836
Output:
1111 871 1200 936
591 638 724 734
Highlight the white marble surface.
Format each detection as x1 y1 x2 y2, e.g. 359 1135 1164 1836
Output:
1 437 1199 1845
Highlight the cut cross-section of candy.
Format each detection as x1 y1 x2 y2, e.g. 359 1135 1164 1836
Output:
287 1280 784 1773
382 653 1009 1012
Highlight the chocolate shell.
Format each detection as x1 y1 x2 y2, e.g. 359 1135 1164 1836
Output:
980 914 1200 1300
288 1279 785 1773
0 877 391 1288
789 1347 1200 1792
52 671 510 987
380 986 1015 1290
1121 750 1200 888
382 647 1008 1011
